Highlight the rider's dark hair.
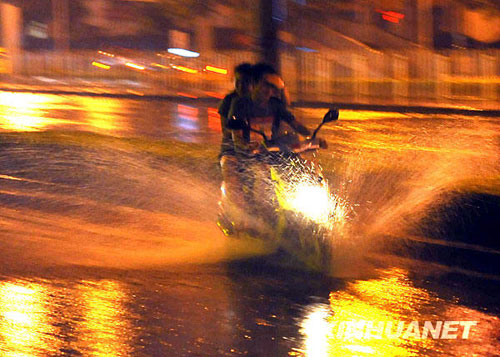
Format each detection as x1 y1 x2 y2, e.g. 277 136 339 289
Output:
251 62 277 84
234 62 253 77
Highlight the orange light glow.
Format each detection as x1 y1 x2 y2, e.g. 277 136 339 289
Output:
377 9 405 23
92 61 111 70
382 14 399 23
76 97 127 134
151 63 169 69
0 92 68 132
176 92 198 99
0 281 57 355
205 65 228 75
76 280 132 356
98 50 115 57
204 91 225 99
125 62 145 70
177 104 199 119
172 65 198 74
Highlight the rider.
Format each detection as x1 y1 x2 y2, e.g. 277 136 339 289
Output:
227 62 311 153
220 63 311 232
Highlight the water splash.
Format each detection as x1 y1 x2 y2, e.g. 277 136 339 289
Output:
322 114 500 277
0 133 269 270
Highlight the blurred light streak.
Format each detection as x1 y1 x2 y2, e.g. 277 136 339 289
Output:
300 108 408 121
176 92 198 99
300 304 331 356
0 174 56 186
125 62 145 70
204 91 225 99
178 104 199 119
167 48 200 58
0 174 23 181
126 89 144 96
151 63 169 69
205 65 227 74
92 61 111 70
98 50 115 57
376 10 405 24
382 14 399 23
296 46 318 53
172 65 198 74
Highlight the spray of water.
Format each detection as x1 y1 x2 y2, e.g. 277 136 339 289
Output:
322 114 500 278
0 133 270 270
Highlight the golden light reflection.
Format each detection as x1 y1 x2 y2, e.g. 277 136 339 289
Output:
0 281 57 356
299 268 436 356
76 280 131 357
76 97 128 135
299 267 500 356
0 92 66 132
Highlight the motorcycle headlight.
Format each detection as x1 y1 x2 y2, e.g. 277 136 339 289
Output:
289 183 332 225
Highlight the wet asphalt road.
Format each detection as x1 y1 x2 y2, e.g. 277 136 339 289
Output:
0 92 499 356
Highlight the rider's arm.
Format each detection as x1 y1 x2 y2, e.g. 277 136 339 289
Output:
271 98 311 137
287 117 311 137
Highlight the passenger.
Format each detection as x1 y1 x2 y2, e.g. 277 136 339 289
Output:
218 63 253 232
218 62 253 160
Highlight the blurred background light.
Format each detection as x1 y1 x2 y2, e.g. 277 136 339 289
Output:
167 48 200 58
205 65 227 74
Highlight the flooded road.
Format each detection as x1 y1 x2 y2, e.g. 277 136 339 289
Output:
0 92 499 356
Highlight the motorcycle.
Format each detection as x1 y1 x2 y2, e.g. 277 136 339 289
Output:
217 109 341 271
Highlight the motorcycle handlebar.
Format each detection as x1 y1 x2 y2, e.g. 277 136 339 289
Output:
251 137 326 155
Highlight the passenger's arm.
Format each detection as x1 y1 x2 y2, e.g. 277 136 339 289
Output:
227 98 256 152
231 129 251 152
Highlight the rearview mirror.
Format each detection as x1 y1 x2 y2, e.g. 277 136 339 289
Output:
322 108 339 123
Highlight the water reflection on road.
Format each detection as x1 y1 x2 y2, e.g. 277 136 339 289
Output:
0 92 222 143
299 267 500 356
0 267 498 356
0 278 133 356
